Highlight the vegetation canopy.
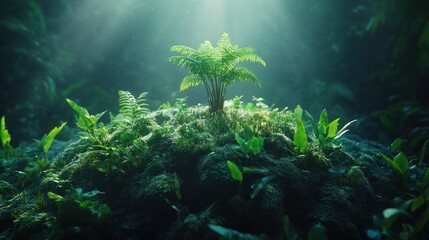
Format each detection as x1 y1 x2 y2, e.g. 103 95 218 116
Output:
168 33 266 112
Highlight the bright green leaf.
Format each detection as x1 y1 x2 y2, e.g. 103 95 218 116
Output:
294 105 303 120
248 137 263 155
326 118 340 138
42 122 67 153
294 118 308 153
318 109 328 135
394 152 409 175
47 192 64 202
0 116 11 148
227 160 243 183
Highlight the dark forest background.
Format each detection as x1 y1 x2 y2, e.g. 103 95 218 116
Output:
1 0 428 154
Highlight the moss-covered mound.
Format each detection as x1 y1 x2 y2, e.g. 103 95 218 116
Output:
1 93 428 240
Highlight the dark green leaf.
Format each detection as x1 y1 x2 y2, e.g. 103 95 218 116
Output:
208 224 260 240
251 176 274 199
307 224 328 240
390 138 405 152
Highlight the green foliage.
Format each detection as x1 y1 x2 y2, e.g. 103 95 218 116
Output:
66 98 106 144
38 122 67 154
227 160 243 184
47 187 111 222
169 33 266 112
381 152 409 179
250 176 274 199
118 90 149 126
208 224 261 240
307 224 328 240
235 125 264 156
294 118 308 153
307 109 356 148
0 116 12 148
370 165 429 239
283 215 299 240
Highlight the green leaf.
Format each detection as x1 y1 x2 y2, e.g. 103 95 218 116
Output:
242 166 270 174
415 206 429 232
326 118 340 138
383 208 409 219
248 137 263 155
318 109 328 135
227 160 243 183
0 116 11 148
294 105 303 120
424 167 429 185
47 192 64 202
391 138 405 152
411 195 426 212
208 224 260 240
381 153 404 177
394 152 409 175
294 119 308 153
307 224 328 240
250 176 274 199
235 133 248 154
42 122 67 153
243 124 254 141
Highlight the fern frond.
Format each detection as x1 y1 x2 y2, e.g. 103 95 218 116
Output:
180 74 203 91
118 91 149 126
170 45 197 55
119 90 136 119
223 66 261 87
135 92 149 116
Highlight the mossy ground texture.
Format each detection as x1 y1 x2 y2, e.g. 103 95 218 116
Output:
0 97 428 240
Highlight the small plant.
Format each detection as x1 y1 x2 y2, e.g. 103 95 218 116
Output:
66 98 106 144
368 167 429 240
235 124 264 157
47 187 111 224
306 109 356 148
381 152 409 180
293 105 308 153
168 33 266 112
0 116 12 148
118 90 149 127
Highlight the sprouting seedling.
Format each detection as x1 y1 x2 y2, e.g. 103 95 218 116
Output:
168 33 266 112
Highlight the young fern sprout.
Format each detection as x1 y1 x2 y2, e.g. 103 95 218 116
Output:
168 33 266 112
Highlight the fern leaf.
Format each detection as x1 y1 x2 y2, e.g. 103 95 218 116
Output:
118 90 136 120
135 92 149 116
180 74 203 91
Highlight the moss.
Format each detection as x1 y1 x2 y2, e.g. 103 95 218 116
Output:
2 95 428 239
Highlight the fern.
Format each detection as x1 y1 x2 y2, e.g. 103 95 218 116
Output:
169 33 265 112
118 91 149 126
